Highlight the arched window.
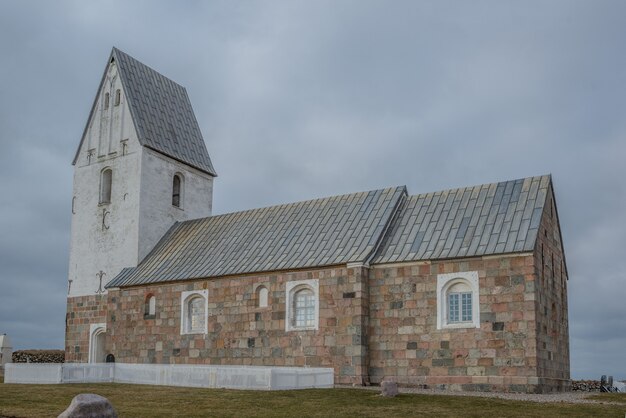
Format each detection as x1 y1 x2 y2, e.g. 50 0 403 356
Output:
180 290 208 335
293 288 315 328
187 297 205 333
144 294 156 318
257 286 269 308
172 174 183 208
104 93 110 109
114 89 121 106
437 271 480 330
285 280 319 331
446 282 472 323
100 168 112 204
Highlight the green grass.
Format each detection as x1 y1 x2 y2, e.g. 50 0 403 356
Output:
0 384 625 418
586 393 626 404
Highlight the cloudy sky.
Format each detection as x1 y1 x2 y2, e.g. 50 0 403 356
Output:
1 1 624 380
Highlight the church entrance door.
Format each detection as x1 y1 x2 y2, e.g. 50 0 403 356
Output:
89 323 107 363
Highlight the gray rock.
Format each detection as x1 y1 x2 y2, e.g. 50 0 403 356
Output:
381 380 399 397
58 394 117 418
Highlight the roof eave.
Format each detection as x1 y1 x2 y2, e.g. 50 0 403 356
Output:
143 145 217 177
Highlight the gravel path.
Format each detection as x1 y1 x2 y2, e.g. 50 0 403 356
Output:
336 385 611 404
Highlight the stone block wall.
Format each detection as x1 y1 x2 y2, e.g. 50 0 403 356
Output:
65 294 108 362
368 255 542 392
532 185 570 391
66 190 570 392
106 265 370 384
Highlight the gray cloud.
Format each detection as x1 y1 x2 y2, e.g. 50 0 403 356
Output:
0 0 625 380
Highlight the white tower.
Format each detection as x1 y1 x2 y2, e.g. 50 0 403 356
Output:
68 48 217 299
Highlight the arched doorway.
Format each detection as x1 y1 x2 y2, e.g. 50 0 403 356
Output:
89 323 107 363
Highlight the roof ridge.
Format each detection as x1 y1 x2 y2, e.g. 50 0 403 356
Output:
408 174 550 199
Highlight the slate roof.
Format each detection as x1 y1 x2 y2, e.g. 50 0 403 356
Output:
106 186 407 288
73 48 217 176
372 175 550 263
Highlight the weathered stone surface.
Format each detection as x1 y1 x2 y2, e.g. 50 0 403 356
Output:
64 187 569 393
58 394 117 418
381 380 399 397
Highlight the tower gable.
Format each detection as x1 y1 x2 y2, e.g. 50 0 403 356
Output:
73 48 217 177
74 56 140 168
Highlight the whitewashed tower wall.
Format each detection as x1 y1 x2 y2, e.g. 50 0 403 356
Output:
68 58 213 298
68 60 142 298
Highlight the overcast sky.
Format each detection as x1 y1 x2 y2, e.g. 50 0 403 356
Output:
0 1 624 380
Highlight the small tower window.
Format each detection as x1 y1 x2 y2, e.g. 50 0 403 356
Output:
114 89 121 106
100 168 112 204
172 173 183 208
104 93 110 109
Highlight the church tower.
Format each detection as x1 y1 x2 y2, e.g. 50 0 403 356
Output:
66 48 216 362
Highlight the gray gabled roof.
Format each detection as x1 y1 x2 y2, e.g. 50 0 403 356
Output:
372 175 550 263
106 186 406 288
73 47 217 176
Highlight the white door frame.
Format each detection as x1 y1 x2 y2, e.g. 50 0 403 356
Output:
88 323 106 363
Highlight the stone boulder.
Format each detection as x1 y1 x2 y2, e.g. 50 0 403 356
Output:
58 394 117 418
381 380 399 397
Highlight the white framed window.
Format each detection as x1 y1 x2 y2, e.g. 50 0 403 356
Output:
437 271 480 329
104 92 110 110
180 290 208 335
256 285 269 308
114 89 121 106
99 168 112 204
285 279 319 332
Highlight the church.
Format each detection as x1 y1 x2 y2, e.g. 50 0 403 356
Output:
65 48 570 393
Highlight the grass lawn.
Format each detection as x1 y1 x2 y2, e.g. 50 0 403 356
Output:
0 383 625 418
587 393 626 404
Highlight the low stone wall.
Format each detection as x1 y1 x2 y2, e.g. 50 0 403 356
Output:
572 380 601 392
12 350 65 363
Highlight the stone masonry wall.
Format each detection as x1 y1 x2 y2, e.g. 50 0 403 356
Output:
65 294 108 363
106 265 369 384
368 255 542 392
532 185 570 391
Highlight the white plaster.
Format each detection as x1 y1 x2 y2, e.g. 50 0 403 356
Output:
346 262 369 269
68 59 143 297
285 279 319 332
68 59 214 298
137 148 213 261
436 271 480 330
180 290 208 335
6 363 335 390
